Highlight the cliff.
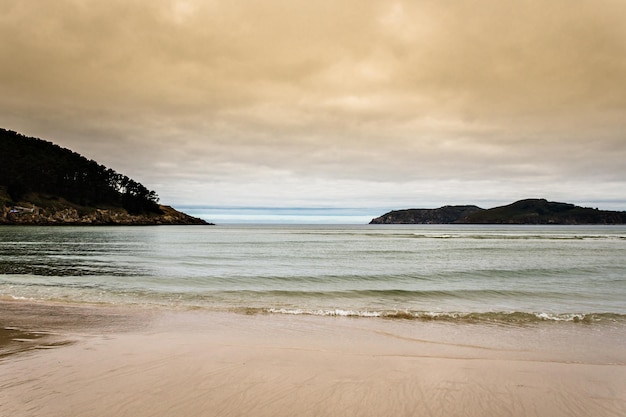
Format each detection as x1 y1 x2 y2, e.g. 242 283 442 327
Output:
370 199 626 225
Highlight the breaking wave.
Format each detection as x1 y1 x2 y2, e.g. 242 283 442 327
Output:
249 308 626 324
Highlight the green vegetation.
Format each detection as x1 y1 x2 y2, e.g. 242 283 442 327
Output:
0 128 161 214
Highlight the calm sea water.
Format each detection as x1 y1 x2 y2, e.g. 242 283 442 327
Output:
1 225 625 323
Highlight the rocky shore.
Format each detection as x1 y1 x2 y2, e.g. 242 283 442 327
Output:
0 204 210 225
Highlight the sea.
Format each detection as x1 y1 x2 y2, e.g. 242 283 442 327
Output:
1 224 625 324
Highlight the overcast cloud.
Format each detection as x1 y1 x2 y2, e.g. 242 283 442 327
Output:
1 0 625 218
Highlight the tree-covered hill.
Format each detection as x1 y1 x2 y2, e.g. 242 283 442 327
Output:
1 128 160 214
0 128 209 225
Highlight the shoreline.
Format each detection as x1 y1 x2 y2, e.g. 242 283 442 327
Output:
1 300 625 416
0 300 155 359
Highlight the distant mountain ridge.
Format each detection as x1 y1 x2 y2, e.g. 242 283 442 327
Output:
0 128 209 225
370 199 626 225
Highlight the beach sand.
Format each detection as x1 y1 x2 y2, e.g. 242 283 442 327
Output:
1 300 625 417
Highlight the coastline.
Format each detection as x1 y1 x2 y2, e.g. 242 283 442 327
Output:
1 300 625 417
0 204 211 225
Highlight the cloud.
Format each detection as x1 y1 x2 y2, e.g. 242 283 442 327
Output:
1 0 625 209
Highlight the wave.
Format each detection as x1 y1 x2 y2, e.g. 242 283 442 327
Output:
3 289 624 325
2 279 618 309
205 288 579 301
0 263 146 277
246 308 626 324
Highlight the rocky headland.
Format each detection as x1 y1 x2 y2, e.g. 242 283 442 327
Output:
370 199 626 225
0 202 209 225
370 205 484 224
1 128 211 226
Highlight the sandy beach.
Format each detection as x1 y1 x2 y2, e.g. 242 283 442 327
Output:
1 300 625 417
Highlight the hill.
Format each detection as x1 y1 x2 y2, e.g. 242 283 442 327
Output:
459 199 626 224
0 128 209 225
369 205 484 224
370 199 626 225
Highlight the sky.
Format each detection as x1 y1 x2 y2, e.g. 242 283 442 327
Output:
1 0 625 223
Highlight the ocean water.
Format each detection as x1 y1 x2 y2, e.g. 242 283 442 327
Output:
1 224 625 324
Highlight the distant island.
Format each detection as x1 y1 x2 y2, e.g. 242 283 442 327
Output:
370 199 626 225
0 128 210 225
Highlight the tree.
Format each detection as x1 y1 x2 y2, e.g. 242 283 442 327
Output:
0 128 162 214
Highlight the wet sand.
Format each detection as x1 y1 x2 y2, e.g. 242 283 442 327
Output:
1 300 625 417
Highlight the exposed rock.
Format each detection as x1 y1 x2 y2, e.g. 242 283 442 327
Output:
1 128 211 225
0 204 210 225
